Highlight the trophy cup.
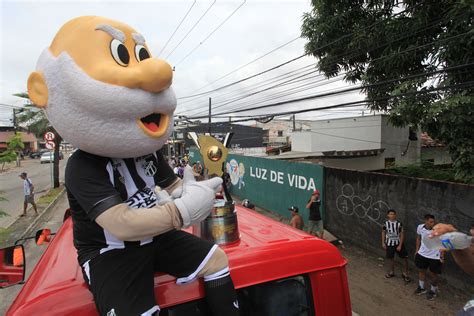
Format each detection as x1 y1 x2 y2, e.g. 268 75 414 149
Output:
188 132 240 245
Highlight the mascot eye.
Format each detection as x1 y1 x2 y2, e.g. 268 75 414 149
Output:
135 45 150 62
110 39 130 66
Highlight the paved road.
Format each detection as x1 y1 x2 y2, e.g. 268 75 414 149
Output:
0 192 68 315
0 157 67 228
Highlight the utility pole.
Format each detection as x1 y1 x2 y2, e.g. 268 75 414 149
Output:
292 114 296 132
208 97 212 135
12 109 17 131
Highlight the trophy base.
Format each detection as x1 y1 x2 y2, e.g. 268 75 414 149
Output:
193 200 240 245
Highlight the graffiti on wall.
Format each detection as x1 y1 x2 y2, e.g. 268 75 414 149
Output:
336 184 390 227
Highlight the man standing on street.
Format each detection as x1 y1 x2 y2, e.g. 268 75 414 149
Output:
306 189 324 239
19 172 38 216
414 214 444 300
382 209 410 282
289 206 304 230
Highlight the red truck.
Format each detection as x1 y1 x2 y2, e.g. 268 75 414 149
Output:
2 205 351 315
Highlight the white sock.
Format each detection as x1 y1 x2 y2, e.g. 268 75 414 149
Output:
431 285 438 293
419 280 425 288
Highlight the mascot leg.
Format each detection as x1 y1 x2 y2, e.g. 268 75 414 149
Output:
154 230 239 315
198 247 240 315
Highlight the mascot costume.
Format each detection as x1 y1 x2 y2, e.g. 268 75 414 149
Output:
27 16 240 316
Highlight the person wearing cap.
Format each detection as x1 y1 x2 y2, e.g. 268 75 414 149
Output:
19 172 38 216
289 206 304 230
306 189 324 239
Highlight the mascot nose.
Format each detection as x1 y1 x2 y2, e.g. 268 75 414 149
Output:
135 58 173 93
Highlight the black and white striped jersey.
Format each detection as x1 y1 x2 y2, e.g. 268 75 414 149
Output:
383 220 403 246
65 149 177 265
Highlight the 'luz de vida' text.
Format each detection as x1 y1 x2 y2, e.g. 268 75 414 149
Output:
249 166 317 191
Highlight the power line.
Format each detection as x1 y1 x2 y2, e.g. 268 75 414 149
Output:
179 3 424 98
165 0 217 60
188 67 474 119
177 9 459 115
174 0 247 67
175 62 315 109
158 0 197 57
178 50 306 99
186 31 473 117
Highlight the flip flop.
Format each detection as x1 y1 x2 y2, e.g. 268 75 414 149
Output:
385 272 395 279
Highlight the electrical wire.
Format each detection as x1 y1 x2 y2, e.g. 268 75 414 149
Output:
158 0 197 57
174 0 247 67
178 9 467 115
179 2 424 98
165 0 217 60
187 32 473 117
216 80 474 123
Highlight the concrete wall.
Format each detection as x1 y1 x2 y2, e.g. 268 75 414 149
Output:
324 167 474 290
311 115 382 152
380 116 421 166
320 156 385 170
421 147 452 165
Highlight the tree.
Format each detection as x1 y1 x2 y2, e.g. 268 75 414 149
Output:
14 93 62 188
7 132 24 167
0 150 17 171
301 0 474 183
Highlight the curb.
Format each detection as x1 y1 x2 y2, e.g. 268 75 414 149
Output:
18 188 66 239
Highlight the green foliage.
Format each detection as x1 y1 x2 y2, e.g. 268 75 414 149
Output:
7 132 24 151
301 0 474 183
384 163 461 183
0 150 17 171
14 92 63 187
0 192 9 218
13 92 50 138
37 186 63 205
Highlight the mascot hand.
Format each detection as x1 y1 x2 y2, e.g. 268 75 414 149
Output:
154 187 173 206
170 185 183 199
174 166 222 228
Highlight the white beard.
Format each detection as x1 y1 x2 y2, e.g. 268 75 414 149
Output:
36 49 177 158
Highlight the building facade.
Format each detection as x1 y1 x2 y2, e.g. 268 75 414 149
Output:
282 115 421 171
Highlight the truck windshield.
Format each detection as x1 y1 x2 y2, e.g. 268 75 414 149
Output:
161 275 314 316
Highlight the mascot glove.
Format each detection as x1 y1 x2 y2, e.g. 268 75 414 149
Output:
154 187 173 206
174 166 222 228
170 185 183 199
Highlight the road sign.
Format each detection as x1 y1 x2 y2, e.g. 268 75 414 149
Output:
44 132 55 141
45 141 55 150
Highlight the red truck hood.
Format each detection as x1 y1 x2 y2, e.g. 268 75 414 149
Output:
7 206 347 315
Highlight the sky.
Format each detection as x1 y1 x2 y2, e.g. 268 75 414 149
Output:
0 0 367 126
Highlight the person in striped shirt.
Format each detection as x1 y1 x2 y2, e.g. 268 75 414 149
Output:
382 209 410 282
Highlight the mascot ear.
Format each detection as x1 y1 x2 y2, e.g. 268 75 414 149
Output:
27 71 48 107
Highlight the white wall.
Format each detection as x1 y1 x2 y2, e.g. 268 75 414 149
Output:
292 115 383 152
380 116 420 166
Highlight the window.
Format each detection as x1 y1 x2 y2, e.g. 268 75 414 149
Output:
160 275 314 316
384 157 395 168
277 130 283 137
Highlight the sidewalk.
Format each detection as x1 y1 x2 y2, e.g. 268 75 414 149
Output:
0 186 65 247
0 191 69 314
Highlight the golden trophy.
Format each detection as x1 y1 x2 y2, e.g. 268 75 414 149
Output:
188 132 240 245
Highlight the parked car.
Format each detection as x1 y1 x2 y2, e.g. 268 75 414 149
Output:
39 152 64 164
29 150 49 159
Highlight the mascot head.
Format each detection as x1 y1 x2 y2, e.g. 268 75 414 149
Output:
27 16 176 158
